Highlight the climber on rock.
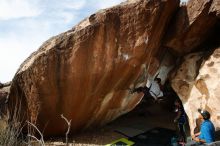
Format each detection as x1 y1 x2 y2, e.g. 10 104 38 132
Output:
186 109 215 146
130 77 164 103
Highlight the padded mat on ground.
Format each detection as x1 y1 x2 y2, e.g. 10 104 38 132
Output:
128 127 176 146
114 127 144 137
106 138 135 146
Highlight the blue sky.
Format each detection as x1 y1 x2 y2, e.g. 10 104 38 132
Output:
0 0 188 82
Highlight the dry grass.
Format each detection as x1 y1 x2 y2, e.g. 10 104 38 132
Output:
0 95 26 146
0 114 24 146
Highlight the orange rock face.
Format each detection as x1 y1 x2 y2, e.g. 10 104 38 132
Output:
164 0 218 55
9 0 179 136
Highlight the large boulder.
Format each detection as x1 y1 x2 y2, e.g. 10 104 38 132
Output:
164 0 218 55
171 48 220 135
0 83 10 118
9 0 179 136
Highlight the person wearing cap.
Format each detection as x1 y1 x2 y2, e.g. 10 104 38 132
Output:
186 109 215 145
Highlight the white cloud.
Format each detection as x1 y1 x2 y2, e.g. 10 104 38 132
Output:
0 36 38 82
0 20 55 82
62 0 86 10
0 0 42 20
61 12 77 23
94 0 124 9
47 10 78 24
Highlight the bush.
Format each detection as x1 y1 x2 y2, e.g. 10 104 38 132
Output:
0 119 23 146
0 100 25 146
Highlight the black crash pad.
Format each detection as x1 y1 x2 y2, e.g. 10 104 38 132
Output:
128 127 176 146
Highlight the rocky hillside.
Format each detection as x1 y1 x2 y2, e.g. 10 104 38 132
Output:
8 0 220 136
0 82 10 118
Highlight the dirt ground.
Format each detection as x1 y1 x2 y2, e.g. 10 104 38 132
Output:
44 102 190 146
1 98 190 146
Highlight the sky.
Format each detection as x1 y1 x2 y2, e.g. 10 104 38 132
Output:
0 0 188 82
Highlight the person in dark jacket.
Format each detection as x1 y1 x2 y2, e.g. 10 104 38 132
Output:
174 99 187 143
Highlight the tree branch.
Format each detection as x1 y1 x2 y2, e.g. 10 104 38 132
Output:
61 114 72 145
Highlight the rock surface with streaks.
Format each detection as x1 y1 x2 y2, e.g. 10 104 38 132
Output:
8 0 179 136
